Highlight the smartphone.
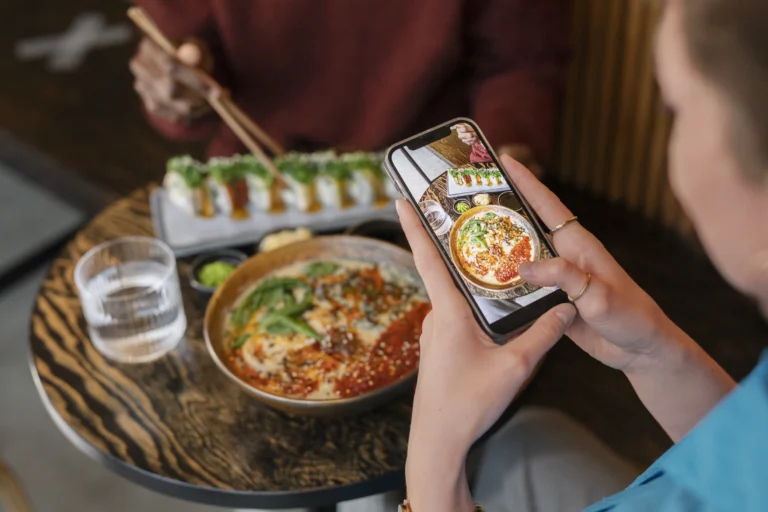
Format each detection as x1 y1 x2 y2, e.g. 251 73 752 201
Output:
384 118 569 342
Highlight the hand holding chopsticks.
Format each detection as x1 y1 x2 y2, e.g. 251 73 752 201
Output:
127 7 286 186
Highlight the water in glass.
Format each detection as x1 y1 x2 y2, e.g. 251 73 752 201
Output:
75 237 186 363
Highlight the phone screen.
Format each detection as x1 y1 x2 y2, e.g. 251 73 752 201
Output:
387 120 562 330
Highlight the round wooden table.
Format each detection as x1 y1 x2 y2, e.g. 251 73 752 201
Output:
28 187 414 510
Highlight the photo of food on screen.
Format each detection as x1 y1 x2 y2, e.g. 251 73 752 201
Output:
389 123 558 324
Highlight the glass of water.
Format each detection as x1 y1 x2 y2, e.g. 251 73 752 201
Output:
422 200 453 237
74 237 186 363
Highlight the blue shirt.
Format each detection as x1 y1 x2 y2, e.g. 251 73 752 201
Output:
584 352 768 512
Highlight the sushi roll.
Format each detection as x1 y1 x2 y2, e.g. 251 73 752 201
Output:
344 152 387 205
449 169 464 187
236 154 281 212
481 168 493 186
471 168 483 185
315 152 352 209
461 168 473 187
207 156 250 219
275 153 319 212
163 155 214 217
491 168 504 186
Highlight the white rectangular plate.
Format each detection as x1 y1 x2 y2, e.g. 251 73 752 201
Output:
150 188 398 257
446 178 510 198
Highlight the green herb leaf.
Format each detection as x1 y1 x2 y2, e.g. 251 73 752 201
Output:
305 261 341 278
275 302 313 317
262 287 284 309
230 333 250 349
266 322 294 336
280 316 323 341
484 213 498 220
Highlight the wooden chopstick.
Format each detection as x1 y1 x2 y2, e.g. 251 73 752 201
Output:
127 7 286 171
208 93 286 186
224 99 285 157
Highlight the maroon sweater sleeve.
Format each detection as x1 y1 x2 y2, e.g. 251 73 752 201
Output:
133 0 224 142
467 0 570 163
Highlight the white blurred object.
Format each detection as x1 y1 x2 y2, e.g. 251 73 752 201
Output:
259 228 313 252
15 12 131 72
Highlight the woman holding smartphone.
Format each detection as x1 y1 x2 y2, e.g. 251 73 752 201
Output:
398 0 768 510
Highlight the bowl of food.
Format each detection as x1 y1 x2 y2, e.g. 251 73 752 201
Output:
449 205 540 292
204 236 430 416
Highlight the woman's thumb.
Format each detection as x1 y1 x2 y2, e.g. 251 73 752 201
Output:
504 303 576 366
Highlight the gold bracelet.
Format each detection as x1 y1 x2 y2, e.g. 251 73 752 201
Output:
399 499 484 511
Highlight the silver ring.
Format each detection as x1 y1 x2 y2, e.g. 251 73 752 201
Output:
568 272 591 302
550 215 579 235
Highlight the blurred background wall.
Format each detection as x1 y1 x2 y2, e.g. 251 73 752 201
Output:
0 0 688 238
555 0 691 237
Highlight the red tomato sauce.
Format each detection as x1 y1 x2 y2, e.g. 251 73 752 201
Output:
494 236 532 283
334 302 430 397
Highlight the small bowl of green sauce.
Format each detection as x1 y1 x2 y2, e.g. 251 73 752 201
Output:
453 200 471 215
189 249 248 300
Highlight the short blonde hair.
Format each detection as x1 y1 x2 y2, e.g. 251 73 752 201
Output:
683 0 768 182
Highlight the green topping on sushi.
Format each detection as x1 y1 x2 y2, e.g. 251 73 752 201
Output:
322 160 351 181
275 154 318 184
342 152 385 178
167 155 206 188
208 156 247 183
236 154 275 186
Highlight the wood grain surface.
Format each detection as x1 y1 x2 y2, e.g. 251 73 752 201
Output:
28 187 414 508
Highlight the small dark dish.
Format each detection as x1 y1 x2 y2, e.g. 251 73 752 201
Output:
189 249 249 300
453 199 472 215
497 191 523 211
345 219 410 251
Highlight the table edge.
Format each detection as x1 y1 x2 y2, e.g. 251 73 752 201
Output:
26 249 406 509
28 345 405 508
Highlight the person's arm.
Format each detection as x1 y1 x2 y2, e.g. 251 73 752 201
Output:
504 155 736 442
621 321 736 442
467 0 570 164
131 0 228 141
396 195 577 511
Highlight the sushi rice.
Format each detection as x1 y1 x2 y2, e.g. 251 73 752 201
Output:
275 152 319 212
163 156 213 217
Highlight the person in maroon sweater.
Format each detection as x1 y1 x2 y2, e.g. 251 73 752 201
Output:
130 0 569 167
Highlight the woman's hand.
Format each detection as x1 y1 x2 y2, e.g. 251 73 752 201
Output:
451 123 479 146
501 155 676 374
504 155 734 441
129 38 212 122
397 200 576 511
